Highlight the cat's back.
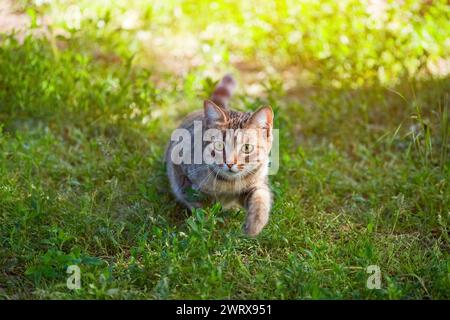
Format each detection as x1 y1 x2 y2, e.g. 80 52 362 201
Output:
178 110 204 130
165 110 204 164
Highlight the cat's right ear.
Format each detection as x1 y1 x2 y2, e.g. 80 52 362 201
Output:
204 100 227 125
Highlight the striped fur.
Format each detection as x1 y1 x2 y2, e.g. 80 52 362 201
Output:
210 74 236 109
165 74 273 236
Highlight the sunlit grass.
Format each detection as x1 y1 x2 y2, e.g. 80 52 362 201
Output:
0 0 449 299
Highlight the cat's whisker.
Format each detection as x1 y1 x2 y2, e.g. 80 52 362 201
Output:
213 168 220 201
197 167 215 190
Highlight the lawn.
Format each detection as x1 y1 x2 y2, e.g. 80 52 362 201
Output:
0 0 449 299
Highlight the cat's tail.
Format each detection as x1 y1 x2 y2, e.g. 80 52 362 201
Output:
210 74 236 110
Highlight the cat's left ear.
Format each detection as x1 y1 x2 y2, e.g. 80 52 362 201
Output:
246 106 273 129
204 100 228 124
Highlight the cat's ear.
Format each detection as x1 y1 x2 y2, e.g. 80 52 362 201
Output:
204 100 227 124
246 106 273 129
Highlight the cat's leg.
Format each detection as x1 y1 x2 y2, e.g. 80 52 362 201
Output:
217 194 241 211
166 161 202 211
241 184 272 236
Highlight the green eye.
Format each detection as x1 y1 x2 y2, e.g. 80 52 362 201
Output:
214 141 224 151
241 144 254 154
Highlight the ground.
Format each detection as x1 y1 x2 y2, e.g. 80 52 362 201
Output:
0 0 449 299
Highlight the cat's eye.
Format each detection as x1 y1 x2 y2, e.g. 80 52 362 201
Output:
241 144 254 154
214 141 224 151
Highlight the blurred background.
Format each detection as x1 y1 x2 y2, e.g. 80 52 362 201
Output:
0 1 449 299
2 0 449 86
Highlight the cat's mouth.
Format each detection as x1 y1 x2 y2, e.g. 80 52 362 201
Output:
210 165 245 179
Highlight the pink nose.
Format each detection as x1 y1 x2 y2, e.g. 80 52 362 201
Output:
226 164 233 169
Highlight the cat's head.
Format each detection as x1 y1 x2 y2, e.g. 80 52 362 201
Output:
203 100 273 179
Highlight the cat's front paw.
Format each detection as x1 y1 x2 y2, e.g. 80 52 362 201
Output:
244 212 269 237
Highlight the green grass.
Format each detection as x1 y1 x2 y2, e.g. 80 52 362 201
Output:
0 1 449 299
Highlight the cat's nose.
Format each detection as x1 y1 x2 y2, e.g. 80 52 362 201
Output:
225 163 239 173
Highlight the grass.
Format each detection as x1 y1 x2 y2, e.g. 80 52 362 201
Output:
0 1 449 299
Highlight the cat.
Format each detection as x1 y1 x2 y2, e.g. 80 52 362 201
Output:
165 74 274 236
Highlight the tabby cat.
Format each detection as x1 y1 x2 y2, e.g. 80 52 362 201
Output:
165 75 274 236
